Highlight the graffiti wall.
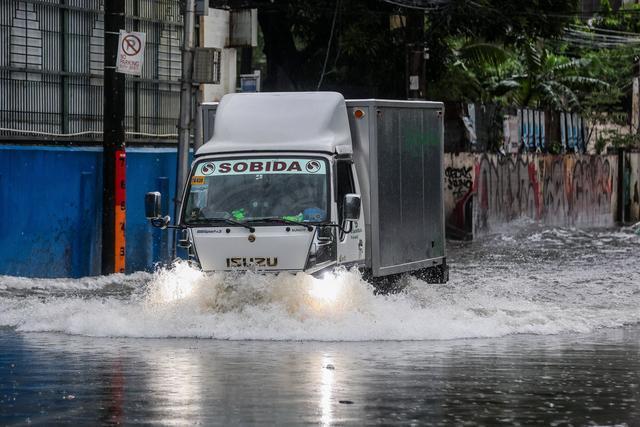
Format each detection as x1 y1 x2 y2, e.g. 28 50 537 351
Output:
444 153 475 239
444 153 619 236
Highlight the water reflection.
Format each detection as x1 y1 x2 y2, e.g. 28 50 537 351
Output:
99 359 124 424
141 346 204 423
319 355 334 426
3 327 640 424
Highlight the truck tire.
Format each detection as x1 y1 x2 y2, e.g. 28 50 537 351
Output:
413 260 449 284
361 269 406 294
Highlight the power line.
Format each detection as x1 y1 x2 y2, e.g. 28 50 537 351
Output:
565 28 640 42
317 0 341 90
570 23 640 37
380 0 447 10
378 0 640 21
561 27 640 49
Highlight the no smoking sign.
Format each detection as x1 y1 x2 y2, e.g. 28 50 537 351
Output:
116 30 146 76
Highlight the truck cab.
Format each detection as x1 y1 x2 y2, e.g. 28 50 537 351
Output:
180 153 364 275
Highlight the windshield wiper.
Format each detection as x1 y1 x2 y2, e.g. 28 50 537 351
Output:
190 217 255 232
316 221 350 233
247 217 314 231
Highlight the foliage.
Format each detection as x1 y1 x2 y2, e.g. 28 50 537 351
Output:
242 0 640 154
595 135 607 154
252 0 635 154
257 0 406 96
510 41 609 110
582 34 636 110
566 4 640 149
422 0 578 83
255 0 580 97
431 38 609 112
596 130 640 151
595 1 640 33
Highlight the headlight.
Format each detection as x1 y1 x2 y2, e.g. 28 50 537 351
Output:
309 273 341 303
305 226 336 270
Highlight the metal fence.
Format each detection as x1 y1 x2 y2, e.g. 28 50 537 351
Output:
0 0 184 144
500 107 588 154
517 109 586 153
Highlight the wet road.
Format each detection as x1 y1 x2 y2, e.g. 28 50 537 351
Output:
1 223 640 425
3 327 640 425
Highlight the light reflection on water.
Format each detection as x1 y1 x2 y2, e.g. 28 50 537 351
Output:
319 355 334 426
143 347 204 422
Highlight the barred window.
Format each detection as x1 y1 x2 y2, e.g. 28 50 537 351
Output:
10 1 42 81
89 1 104 77
158 21 181 82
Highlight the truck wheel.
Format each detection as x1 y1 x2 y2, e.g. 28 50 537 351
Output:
413 261 449 284
361 269 406 294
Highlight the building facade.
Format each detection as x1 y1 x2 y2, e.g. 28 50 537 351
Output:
0 0 184 145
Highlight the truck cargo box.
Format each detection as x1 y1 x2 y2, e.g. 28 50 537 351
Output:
346 100 445 277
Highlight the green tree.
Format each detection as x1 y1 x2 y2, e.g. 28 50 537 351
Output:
507 40 608 110
250 0 580 96
257 0 405 96
434 38 609 111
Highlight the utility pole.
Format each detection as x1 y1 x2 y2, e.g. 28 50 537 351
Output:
174 0 196 257
405 11 426 100
102 0 126 274
240 46 253 75
632 57 639 135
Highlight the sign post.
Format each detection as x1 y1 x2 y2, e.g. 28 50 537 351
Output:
116 30 146 76
102 29 144 275
102 1 127 274
240 70 261 92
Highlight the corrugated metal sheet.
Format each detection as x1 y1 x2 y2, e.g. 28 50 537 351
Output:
518 109 586 153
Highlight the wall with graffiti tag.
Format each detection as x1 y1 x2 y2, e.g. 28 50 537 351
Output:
444 153 619 237
444 153 476 239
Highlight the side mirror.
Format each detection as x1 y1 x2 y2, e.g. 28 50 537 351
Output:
145 192 162 219
178 228 191 248
342 193 361 222
146 192 171 229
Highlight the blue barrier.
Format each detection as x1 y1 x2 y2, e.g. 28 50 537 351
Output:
0 145 186 278
124 148 181 273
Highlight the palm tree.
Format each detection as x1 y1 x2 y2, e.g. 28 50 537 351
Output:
448 38 609 111
509 39 608 110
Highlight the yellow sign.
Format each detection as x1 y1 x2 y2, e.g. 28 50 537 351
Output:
191 176 205 185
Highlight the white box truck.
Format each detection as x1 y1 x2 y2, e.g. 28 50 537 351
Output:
146 92 448 285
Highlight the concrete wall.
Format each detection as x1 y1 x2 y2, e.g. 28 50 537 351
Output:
0 145 182 277
445 153 620 236
200 8 237 102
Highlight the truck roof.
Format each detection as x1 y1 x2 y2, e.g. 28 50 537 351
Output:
197 92 353 156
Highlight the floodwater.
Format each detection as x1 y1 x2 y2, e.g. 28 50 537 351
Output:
1 222 640 425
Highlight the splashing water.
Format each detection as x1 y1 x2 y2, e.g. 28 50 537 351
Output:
0 224 639 341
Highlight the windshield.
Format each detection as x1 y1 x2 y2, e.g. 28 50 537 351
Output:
183 157 329 225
